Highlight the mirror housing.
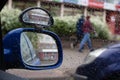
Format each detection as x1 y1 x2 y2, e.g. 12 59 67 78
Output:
3 28 63 70
19 7 54 28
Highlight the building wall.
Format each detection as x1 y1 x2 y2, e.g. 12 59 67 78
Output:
11 0 120 35
106 11 120 34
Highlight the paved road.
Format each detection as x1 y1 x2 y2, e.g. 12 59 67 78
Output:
6 48 90 80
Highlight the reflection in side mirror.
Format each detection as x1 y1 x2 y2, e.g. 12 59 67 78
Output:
4 28 62 70
20 32 58 67
19 7 54 28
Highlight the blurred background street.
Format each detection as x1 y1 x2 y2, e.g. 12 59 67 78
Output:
1 0 120 80
6 39 118 80
6 47 89 80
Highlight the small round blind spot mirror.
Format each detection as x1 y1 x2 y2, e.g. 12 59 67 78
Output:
19 7 54 28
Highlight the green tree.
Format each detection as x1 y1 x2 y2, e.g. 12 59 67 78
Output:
1 7 22 36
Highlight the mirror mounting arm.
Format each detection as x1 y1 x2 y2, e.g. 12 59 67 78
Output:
34 26 44 32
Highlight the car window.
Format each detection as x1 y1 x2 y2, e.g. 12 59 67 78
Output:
1 0 120 80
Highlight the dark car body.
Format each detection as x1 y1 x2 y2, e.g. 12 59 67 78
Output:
75 43 120 80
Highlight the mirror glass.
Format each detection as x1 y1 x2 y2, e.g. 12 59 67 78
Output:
22 9 51 27
20 32 58 66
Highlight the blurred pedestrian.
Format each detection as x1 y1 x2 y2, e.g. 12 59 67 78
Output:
79 16 96 52
73 15 85 48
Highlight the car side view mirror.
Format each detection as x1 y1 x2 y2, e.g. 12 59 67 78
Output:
3 28 63 70
3 7 63 70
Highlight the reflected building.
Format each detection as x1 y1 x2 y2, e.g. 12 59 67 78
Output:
37 34 58 61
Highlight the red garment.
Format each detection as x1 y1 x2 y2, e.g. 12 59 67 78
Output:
82 20 93 33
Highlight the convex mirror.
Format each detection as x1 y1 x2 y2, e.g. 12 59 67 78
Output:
3 28 63 70
19 7 54 28
21 32 58 66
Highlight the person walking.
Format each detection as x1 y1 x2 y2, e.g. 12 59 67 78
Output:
79 16 95 52
73 15 85 48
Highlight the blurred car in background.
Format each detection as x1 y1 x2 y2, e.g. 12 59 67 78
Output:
74 42 120 80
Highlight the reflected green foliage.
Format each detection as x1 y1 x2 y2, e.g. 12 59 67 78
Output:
25 32 38 49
